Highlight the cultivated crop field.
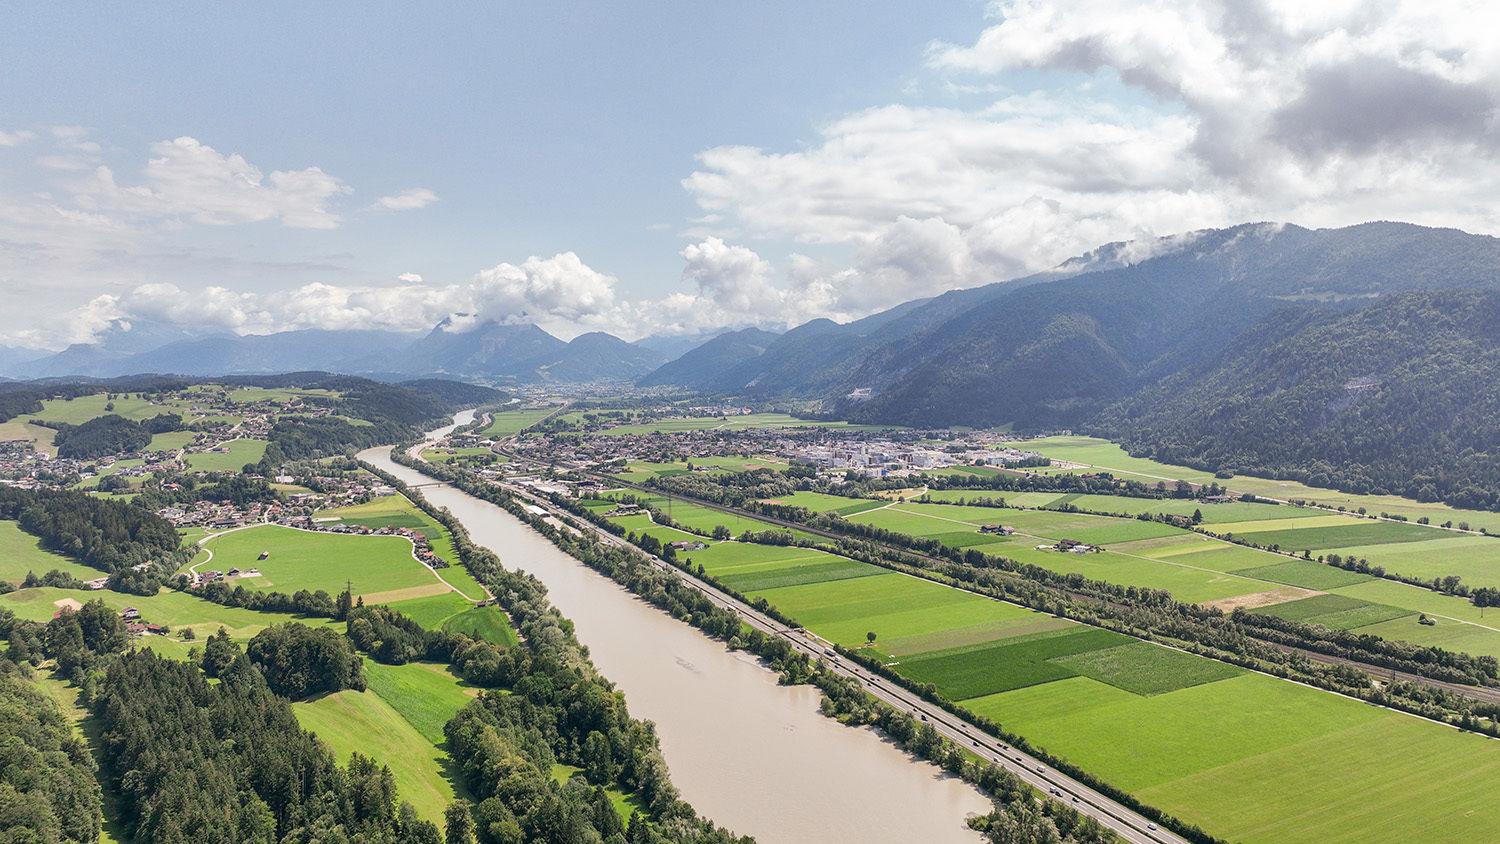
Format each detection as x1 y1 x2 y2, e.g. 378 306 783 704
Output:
1018 435 1500 534
767 490 889 516
820 490 1500 658
597 482 1500 839
606 492 819 540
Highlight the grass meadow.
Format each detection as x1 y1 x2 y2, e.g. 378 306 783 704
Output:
183 438 268 472
481 406 559 438
0 520 106 584
200 524 443 601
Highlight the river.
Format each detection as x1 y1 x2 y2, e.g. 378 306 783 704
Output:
361 414 988 843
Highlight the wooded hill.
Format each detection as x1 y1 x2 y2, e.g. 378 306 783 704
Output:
1097 289 1500 509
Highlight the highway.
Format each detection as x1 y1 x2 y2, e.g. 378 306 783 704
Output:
489 475 1188 844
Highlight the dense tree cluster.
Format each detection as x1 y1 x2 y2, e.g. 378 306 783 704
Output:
183 579 340 619
346 604 459 665
0 657 102 842
259 416 415 467
0 486 185 581
1099 290 1500 512
245 622 366 700
96 650 439 842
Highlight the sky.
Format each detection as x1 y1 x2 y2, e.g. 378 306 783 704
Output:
4 0 1500 350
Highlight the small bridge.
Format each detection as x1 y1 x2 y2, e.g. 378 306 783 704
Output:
407 481 446 489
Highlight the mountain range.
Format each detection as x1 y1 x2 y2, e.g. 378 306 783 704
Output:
5 319 694 384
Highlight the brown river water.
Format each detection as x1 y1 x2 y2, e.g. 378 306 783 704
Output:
359 415 987 842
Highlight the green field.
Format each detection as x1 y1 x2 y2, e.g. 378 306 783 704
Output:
293 658 473 824
442 605 521 648
199 524 448 602
1322 535 1500 589
683 507 1500 842
147 431 195 451
184 438 269 472
586 475 1500 837
481 406 560 438
388 592 479 629
1018 435 1500 535
0 418 58 454
811 489 1500 657
0 521 105 584
421 446 496 464
606 492 819 541
966 671 1500 842
768 491 888 516
315 495 488 601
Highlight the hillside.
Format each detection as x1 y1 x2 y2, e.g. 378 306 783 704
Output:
1097 289 1500 510
638 326 783 387
633 222 1500 431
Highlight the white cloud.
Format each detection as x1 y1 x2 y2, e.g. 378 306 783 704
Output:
470 252 619 326
681 237 783 313
684 0 1500 298
77 137 350 228
0 129 33 147
374 187 438 211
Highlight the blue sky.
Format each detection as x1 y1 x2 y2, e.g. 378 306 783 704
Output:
3 1 1498 347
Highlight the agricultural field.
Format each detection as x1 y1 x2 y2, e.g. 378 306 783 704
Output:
442 605 520 647
813 492 1500 658
688 523 1500 841
314 494 488 602
421 446 496 464
183 438 268 472
481 406 559 438
293 658 476 824
765 490 889 516
0 520 105 584
147 430 195 451
605 492 820 541
198 524 452 603
0 417 58 455
578 478 1500 838
1017 435 1500 534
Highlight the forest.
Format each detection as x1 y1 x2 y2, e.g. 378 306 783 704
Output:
1097 290 1500 511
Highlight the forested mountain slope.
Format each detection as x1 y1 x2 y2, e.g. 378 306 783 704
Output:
1096 289 1500 510
637 222 1500 429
